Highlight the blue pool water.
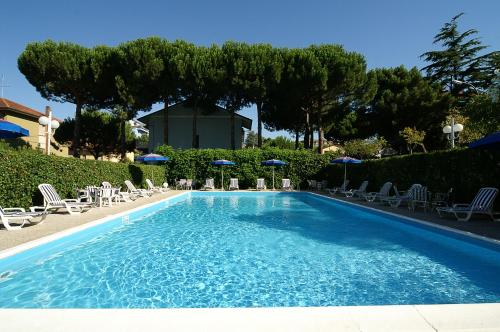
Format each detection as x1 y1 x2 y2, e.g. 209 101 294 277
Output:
1 192 500 308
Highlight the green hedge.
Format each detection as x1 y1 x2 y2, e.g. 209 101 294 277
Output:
320 148 500 205
156 146 336 190
2 144 498 209
0 147 164 208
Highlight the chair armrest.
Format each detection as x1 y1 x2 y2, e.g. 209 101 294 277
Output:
452 203 470 208
30 206 46 212
3 207 26 213
63 199 80 203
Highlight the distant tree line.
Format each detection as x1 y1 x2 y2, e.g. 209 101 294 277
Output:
17 13 498 158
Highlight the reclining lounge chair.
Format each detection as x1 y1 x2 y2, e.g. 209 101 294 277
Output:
436 187 499 221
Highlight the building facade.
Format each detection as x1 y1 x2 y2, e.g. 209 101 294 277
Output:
0 98 68 156
138 102 252 151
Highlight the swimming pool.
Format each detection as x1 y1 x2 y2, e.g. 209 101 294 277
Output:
1 192 499 308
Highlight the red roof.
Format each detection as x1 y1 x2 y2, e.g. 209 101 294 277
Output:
0 98 62 122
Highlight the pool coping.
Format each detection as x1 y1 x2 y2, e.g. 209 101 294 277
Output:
1 191 500 331
1 303 500 331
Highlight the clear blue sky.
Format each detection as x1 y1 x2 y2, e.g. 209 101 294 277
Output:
1 0 499 137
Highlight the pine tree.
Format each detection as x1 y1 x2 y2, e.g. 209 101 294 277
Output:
420 13 490 94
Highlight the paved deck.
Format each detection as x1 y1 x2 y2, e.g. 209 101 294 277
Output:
0 190 187 251
2 304 500 331
318 192 500 241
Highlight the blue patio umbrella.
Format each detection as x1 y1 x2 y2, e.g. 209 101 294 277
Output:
135 153 170 163
0 119 29 139
469 131 500 150
330 156 362 186
210 159 236 190
261 159 288 190
135 153 170 184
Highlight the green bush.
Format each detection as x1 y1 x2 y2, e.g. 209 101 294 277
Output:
155 146 337 189
321 148 500 205
0 146 164 208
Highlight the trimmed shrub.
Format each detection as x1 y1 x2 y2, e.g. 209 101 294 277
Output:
320 148 500 205
155 146 336 190
0 147 164 208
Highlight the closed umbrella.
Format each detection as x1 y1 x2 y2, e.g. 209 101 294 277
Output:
330 157 362 186
135 153 170 184
210 159 236 190
0 119 29 139
261 159 287 190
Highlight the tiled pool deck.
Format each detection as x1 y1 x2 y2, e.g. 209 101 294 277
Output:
1 190 499 331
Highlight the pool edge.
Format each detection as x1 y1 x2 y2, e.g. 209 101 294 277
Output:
0 191 190 260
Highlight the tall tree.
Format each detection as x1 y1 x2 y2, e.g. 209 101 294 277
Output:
112 38 164 158
181 45 224 148
244 44 283 147
308 45 375 153
220 42 253 150
350 66 451 151
420 13 491 95
157 39 193 145
53 110 135 159
18 41 102 158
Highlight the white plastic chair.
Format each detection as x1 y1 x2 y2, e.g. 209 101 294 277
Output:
229 178 239 191
203 178 215 190
256 178 266 191
0 207 47 231
37 184 93 215
437 187 499 221
362 182 392 203
124 180 152 197
282 179 292 191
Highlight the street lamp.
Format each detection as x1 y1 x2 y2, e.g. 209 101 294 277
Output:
38 106 60 155
443 118 463 149
452 79 479 93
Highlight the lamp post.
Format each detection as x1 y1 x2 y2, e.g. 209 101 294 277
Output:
442 118 463 149
38 106 60 155
452 79 479 93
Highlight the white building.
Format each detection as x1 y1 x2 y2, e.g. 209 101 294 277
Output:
138 102 252 151
128 119 149 137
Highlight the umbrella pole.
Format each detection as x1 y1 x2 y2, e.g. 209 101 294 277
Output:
221 168 224 191
272 166 275 190
344 163 347 186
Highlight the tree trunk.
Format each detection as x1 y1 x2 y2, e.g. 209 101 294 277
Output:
257 102 263 147
309 129 314 151
318 130 323 154
230 108 235 150
72 102 82 158
163 99 169 145
120 116 126 160
295 128 299 150
420 143 427 153
303 111 310 149
192 102 198 148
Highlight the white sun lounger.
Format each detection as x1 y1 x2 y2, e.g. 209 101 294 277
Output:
124 180 153 197
146 179 165 193
327 180 349 196
385 184 422 207
343 180 368 198
229 178 239 191
256 178 266 191
436 187 499 221
0 207 47 231
362 182 392 202
282 179 292 191
203 178 215 190
37 184 93 215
